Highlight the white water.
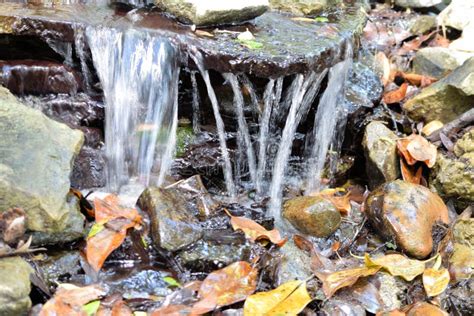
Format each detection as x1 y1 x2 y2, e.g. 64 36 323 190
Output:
191 52 236 196
268 71 326 219
190 71 201 133
86 26 180 191
305 57 352 194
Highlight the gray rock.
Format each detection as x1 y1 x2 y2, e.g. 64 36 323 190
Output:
155 0 269 26
432 131 474 206
395 0 442 8
0 257 32 316
276 238 313 285
363 121 400 189
269 0 340 15
283 196 341 237
438 0 474 31
0 87 85 245
410 15 437 34
37 250 81 288
412 47 474 79
403 57 474 123
137 187 202 251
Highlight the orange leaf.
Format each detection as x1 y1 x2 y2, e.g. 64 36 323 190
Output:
315 265 381 298
191 261 258 314
94 195 141 225
225 210 286 246
375 52 392 86
39 284 105 316
383 83 408 104
400 158 423 185
406 134 437 167
397 137 418 165
319 190 352 215
401 72 437 87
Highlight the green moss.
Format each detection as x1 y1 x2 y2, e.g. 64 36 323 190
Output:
175 125 195 158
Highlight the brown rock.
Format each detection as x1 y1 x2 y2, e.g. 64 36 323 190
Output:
407 302 448 316
366 180 449 258
282 196 341 237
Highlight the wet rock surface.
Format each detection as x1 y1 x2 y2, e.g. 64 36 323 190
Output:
403 57 474 123
412 47 474 79
0 256 32 316
363 121 400 189
269 0 337 15
283 195 341 237
366 180 449 258
37 250 82 289
0 86 85 245
137 187 203 251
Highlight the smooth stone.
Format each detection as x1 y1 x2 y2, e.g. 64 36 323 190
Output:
0 257 33 316
155 0 269 26
269 0 340 15
412 47 474 79
366 180 449 258
410 15 437 34
403 57 474 123
137 187 203 251
283 196 341 237
363 121 400 189
395 0 442 8
0 87 85 245
432 131 474 206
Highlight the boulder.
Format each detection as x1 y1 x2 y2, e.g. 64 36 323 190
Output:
438 0 474 31
395 0 442 8
269 0 340 15
155 0 269 26
432 130 474 206
363 121 400 189
403 57 474 123
366 180 449 258
0 257 33 316
0 87 85 245
410 15 437 34
283 196 341 237
137 187 202 251
412 47 474 79
450 24 474 53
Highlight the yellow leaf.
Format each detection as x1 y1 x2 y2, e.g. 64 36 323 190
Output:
315 266 381 298
365 253 425 281
423 256 450 297
243 280 312 316
422 121 443 136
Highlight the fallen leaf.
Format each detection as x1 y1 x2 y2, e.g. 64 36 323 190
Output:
428 34 450 48
399 72 437 87
365 253 426 281
320 190 352 215
315 265 381 298
194 30 214 38
83 300 100 316
400 158 423 185
243 280 312 315
375 52 392 86
376 310 406 316
422 121 443 136
96 295 133 316
39 284 105 316
191 261 258 314
423 255 450 297
383 83 408 104
406 301 449 315
291 17 315 23
225 209 286 246
397 134 437 167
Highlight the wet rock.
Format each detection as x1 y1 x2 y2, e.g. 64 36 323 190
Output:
0 60 81 95
412 47 474 79
276 238 313 285
0 87 85 245
410 15 437 34
0 256 33 316
283 196 341 237
366 180 449 258
395 0 442 8
269 0 339 15
37 250 81 289
71 146 106 189
442 277 474 314
363 121 400 189
406 302 448 316
156 0 269 26
432 131 474 206
320 298 366 316
454 218 474 247
403 57 474 123
137 187 202 251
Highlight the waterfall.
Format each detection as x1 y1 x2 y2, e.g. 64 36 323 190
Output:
191 52 236 197
190 71 201 133
305 57 352 194
86 26 180 191
268 71 326 219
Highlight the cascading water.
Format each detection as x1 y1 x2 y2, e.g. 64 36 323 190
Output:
86 26 180 191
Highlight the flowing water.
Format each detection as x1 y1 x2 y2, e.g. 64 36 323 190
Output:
86 26 180 191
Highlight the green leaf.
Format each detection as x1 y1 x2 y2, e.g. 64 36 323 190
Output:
88 223 104 239
238 39 263 49
163 276 181 288
386 241 397 250
314 16 329 23
83 300 100 316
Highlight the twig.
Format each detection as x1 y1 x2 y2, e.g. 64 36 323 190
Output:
428 108 474 142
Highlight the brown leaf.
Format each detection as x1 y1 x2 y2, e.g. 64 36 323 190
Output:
383 83 408 104
315 265 381 298
375 52 392 86
428 34 450 48
400 158 423 185
308 188 352 215
225 209 286 246
96 295 133 316
406 301 449 316
191 261 258 314
397 134 437 167
39 284 105 316
400 72 437 87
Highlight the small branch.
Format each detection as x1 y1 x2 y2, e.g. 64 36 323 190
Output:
428 108 474 142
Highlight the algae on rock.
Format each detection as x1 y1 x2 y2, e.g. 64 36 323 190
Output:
0 87 85 245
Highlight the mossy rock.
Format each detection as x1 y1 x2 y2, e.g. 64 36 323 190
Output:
0 257 33 316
